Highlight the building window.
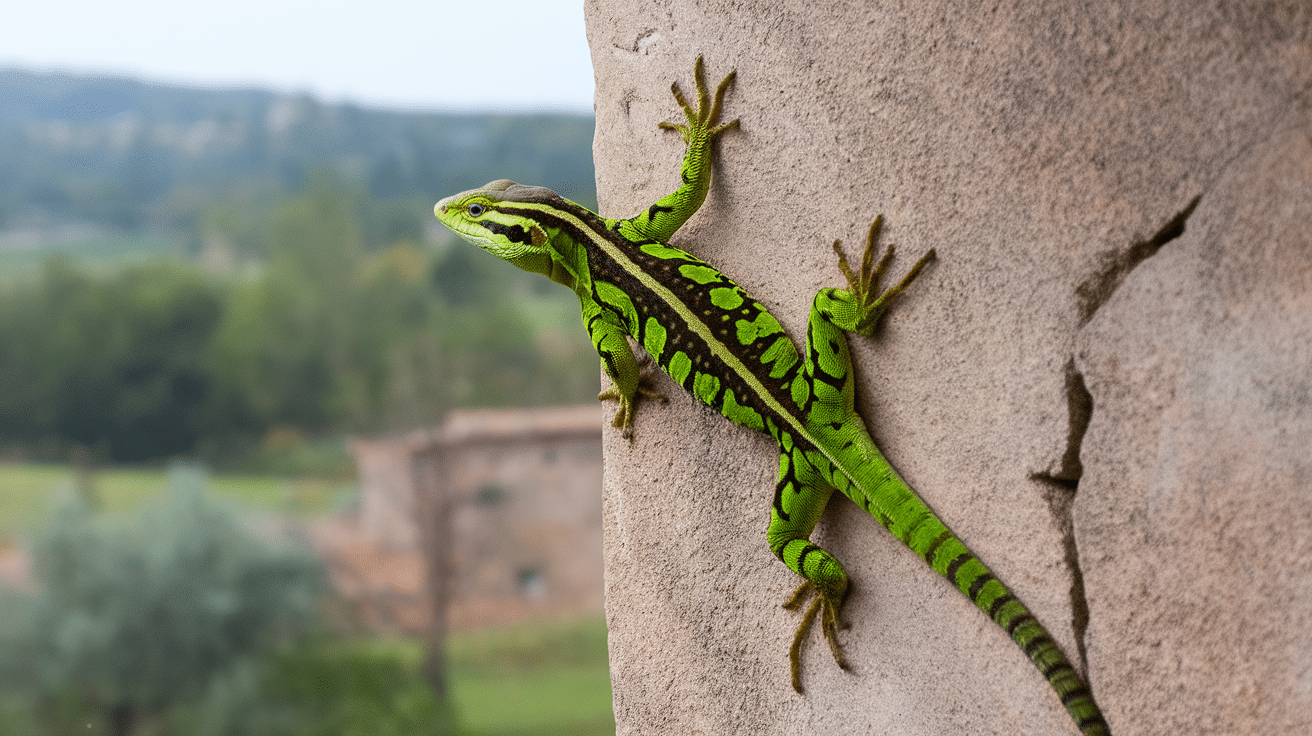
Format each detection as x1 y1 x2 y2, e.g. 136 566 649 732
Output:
517 568 546 598
475 484 507 506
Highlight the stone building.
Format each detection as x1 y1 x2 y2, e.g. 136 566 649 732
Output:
327 405 605 634
415 405 606 629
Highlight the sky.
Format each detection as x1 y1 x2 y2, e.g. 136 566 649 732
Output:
0 0 595 112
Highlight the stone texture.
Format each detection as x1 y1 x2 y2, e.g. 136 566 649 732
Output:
1076 102 1312 734
582 1 1311 734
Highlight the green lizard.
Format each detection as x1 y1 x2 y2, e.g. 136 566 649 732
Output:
433 56 1109 736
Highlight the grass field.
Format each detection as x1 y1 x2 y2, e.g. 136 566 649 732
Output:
453 664 615 736
447 618 615 735
0 461 350 542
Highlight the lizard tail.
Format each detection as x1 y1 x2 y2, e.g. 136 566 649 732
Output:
931 531 1112 736
847 468 1111 735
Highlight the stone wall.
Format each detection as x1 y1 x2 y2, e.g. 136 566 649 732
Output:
584 2 1312 734
339 406 605 634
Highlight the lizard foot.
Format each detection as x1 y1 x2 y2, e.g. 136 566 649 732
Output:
598 369 668 440
832 215 936 336
783 580 850 693
658 55 740 142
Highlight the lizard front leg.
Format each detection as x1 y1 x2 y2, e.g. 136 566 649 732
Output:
587 307 667 439
622 55 739 244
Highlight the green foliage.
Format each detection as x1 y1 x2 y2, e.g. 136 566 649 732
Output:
9 464 325 735
267 640 456 736
0 258 224 461
0 590 38 690
172 638 457 736
0 173 597 464
431 245 485 307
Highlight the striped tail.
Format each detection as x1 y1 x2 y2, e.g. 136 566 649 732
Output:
859 474 1111 735
929 529 1109 735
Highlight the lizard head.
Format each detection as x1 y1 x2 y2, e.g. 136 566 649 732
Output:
434 180 582 288
433 179 566 276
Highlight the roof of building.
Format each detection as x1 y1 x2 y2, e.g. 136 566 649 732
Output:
351 404 603 456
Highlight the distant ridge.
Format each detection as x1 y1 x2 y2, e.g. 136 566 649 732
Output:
0 68 596 235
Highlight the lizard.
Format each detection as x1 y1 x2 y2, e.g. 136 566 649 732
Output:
432 56 1110 736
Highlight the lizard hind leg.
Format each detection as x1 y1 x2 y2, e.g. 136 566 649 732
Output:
768 446 854 691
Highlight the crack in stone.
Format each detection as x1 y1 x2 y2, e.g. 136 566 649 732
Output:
1031 360 1095 675
614 28 661 55
1046 195 1203 679
1076 195 1202 326
1054 360 1093 485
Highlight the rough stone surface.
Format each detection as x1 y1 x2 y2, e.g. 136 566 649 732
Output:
1076 102 1312 734
582 2 1311 734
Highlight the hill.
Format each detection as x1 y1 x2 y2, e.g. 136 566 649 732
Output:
0 68 596 251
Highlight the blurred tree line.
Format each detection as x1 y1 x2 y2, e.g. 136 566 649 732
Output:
0 69 597 234
0 170 598 465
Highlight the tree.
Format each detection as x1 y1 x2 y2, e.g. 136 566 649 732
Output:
22 464 324 736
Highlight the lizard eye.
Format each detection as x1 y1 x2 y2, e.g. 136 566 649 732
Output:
467 203 485 217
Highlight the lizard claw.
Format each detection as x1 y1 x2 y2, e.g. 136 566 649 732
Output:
783 580 850 693
599 374 669 441
658 55 739 142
